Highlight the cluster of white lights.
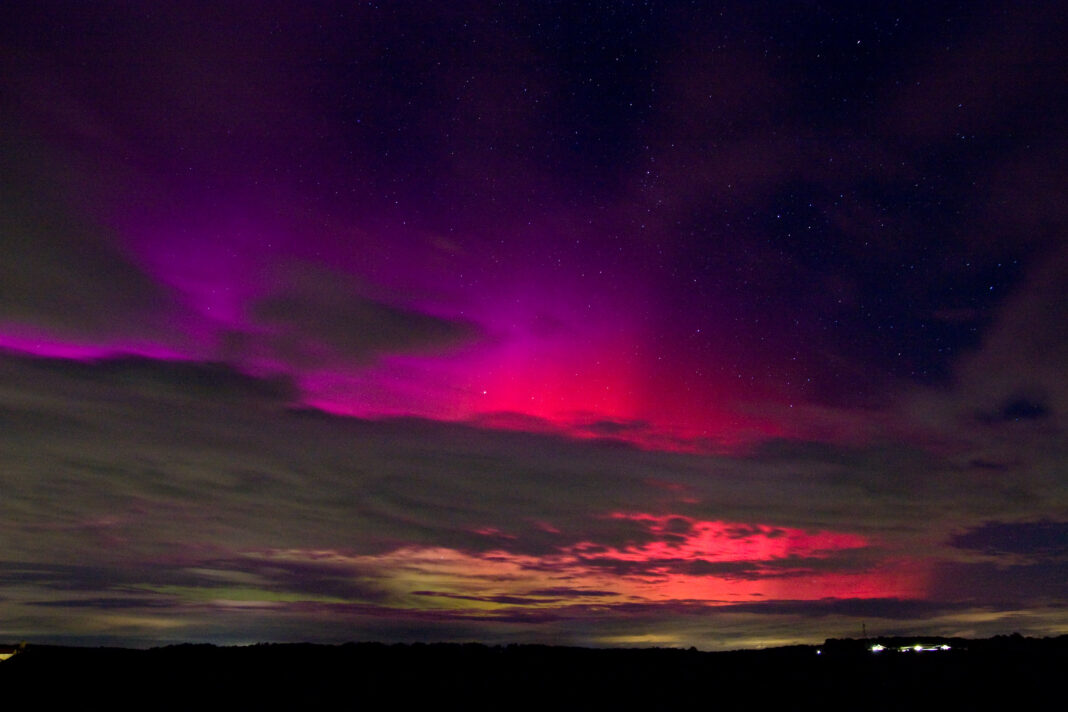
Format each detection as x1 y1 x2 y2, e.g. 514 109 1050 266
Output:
869 643 951 653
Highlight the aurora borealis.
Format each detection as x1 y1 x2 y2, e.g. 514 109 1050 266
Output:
1 1 1065 649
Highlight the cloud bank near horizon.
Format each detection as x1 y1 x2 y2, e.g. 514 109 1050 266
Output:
0 351 1063 647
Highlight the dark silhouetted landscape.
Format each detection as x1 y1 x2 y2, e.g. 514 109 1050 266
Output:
2 635 1064 709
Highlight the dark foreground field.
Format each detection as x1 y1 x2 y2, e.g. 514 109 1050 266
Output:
1 635 1064 709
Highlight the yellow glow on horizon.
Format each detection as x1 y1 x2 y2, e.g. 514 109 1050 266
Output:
596 633 682 645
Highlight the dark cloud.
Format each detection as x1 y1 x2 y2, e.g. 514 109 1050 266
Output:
724 525 784 540
0 562 124 593
995 398 1050 422
969 250 1068 416
30 597 178 610
0 135 181 343
0 560 249 598
719 598 976 620
950 521 1068 559
900 245 1068 448
17 354 296 403
579 419 653 437
928 560 1068 605
249 267 483 366
411 591 556 607
524 588 618 599
202 556 390 604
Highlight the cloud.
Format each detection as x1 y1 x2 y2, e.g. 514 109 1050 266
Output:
957 245 1068 419
0 350 1064 645
247 266 483 367
891 245 1068 504
928 560 1068 606
989 398 1051 423
63 355 295 402
30 597 177 610
715 598 976 621
0 134 181 344
950 520 1068 559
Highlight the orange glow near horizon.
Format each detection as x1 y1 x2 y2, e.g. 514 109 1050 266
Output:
249 513 928 616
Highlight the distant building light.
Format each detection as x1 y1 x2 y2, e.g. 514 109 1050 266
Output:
897 643 951 653
0 644 23 662
869 641 951 654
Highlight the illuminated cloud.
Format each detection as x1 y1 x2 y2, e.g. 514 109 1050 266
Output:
0 349 1062 646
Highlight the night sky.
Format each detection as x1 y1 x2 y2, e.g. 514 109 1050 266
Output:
1 1 1065 650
